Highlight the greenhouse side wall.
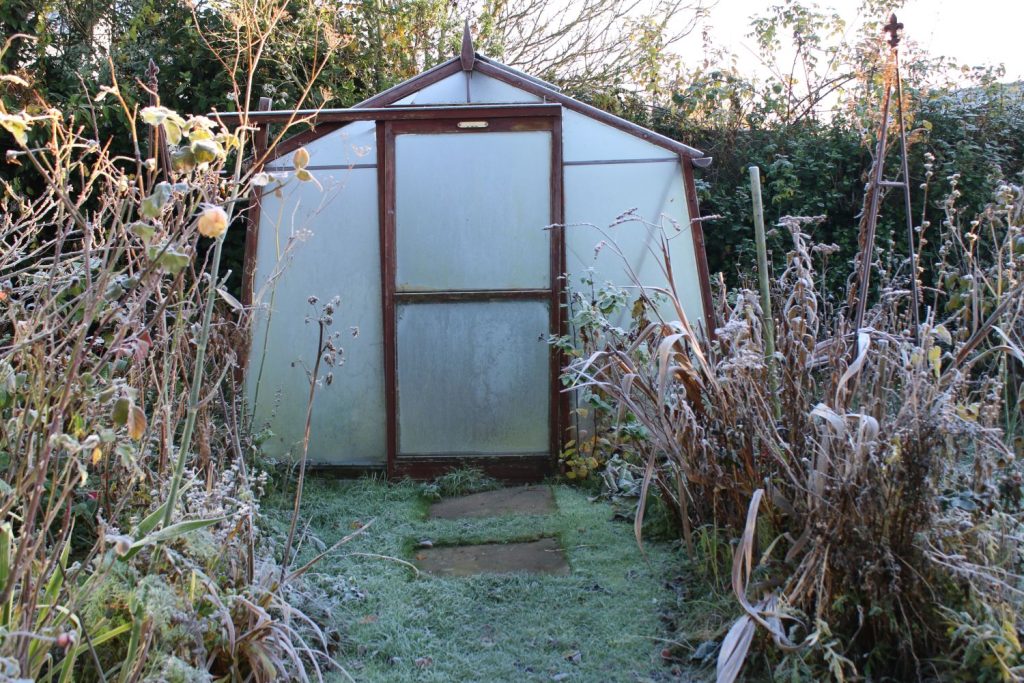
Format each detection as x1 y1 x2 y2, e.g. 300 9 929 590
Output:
561 109 701 447
246 121 387 466
561 110 702 326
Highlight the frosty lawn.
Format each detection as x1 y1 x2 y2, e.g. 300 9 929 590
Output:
265 478 689 682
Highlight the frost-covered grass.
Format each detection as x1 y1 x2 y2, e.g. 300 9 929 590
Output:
264 477 691 682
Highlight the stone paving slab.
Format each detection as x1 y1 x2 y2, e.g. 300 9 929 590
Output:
427 486 556 520
414 537 569 577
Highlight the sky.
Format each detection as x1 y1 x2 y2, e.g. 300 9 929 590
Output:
675 0 1024 82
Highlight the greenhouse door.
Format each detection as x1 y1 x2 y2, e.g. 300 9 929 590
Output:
380 112 564 481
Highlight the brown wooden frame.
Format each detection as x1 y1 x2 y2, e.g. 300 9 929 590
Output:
682 157 717 334
379 112 564 482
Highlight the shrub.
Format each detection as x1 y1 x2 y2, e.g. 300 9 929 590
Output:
0 5 351 679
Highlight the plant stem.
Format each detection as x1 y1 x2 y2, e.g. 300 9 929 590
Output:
749 166 780 420
281 319 325 581
162 235 225 528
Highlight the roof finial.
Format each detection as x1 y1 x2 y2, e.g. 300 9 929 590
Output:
884 13 904 48
460 19 476 71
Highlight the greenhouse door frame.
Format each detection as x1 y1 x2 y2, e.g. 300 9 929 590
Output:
377 108 566 481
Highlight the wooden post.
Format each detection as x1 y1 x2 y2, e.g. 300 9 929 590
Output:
145 59 170 172
749 166 780 419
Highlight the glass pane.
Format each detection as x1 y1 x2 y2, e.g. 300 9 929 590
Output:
564 161 703 327
396 300 550 455
395 131 551 291
247 168 386 464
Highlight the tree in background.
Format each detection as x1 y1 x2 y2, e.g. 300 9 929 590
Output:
641 0 1024 301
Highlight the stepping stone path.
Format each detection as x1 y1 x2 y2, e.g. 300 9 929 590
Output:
415 486 570 576
427 485 557 520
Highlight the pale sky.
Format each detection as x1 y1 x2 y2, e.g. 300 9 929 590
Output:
676 0 1024 82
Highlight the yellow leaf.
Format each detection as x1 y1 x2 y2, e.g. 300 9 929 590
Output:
956 403 980 422
127 406 147 441
0 113 30 145
928 346 941 378
293 147 310 169
1 74 30 87
163 120 182 146
91 447 103 466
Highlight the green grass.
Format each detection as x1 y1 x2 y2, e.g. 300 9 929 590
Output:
265 477 698 682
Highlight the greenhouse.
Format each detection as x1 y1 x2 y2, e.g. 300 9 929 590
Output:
244 28 714 479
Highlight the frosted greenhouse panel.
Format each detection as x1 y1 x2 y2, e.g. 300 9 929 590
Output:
247 168 386 465
391 73 467 105
469 72 542 103
396 301 550 456
395 131 551 290
563 161 703 326
562 110 676 163
265 120 376 171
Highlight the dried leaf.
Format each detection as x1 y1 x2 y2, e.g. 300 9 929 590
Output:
716 614 755 683
127 405 146 441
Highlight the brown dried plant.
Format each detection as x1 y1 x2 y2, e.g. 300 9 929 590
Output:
563 199 1023 679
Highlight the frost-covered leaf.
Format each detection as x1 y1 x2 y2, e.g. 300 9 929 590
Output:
128 221 155 244
139 183 172 219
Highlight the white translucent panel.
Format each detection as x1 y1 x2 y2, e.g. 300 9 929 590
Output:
396 301 550 455
247 168 386 465
265 120 377 171
564 161 704 326
390 73 467 105
469 72 542 103
395 131 551 290
562 110 676 162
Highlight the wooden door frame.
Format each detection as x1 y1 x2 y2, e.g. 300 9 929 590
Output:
377 109 565 482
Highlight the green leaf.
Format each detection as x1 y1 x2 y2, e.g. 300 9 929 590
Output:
128 221 155 244
111 397 130 427
119 516 226 560
146 244 191 274
139 182 172 219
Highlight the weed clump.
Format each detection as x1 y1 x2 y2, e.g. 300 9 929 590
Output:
419 467 502 501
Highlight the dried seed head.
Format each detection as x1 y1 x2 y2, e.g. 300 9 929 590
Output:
197 205 229 239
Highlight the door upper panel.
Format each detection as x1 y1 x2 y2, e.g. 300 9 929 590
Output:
394 131 552 292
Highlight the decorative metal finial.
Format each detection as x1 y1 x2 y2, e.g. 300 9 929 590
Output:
460 19 476 71
884 13 904 48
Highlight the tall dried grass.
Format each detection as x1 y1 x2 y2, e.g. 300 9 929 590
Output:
563 189 1023 678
